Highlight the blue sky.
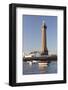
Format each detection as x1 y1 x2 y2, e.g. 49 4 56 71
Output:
22 15 57 55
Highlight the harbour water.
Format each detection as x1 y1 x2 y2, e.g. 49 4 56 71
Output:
23 60 57 75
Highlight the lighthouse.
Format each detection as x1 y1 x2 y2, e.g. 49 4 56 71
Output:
41 21 48 55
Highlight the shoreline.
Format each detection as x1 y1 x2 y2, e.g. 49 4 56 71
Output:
23 56 57 62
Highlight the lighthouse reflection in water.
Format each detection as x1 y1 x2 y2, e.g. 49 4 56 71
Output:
23 60 57 75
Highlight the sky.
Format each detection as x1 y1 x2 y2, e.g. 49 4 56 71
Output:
22 15 57 55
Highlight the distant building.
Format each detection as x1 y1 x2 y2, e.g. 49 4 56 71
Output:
24 51 41 58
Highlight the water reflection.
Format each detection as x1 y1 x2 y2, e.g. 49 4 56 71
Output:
38 60 48 73
23 60 57 75
27 61 32 67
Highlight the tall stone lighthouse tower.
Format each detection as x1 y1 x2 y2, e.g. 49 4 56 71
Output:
41 21 48 55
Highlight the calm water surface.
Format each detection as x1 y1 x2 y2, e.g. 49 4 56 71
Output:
23 60 57 75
